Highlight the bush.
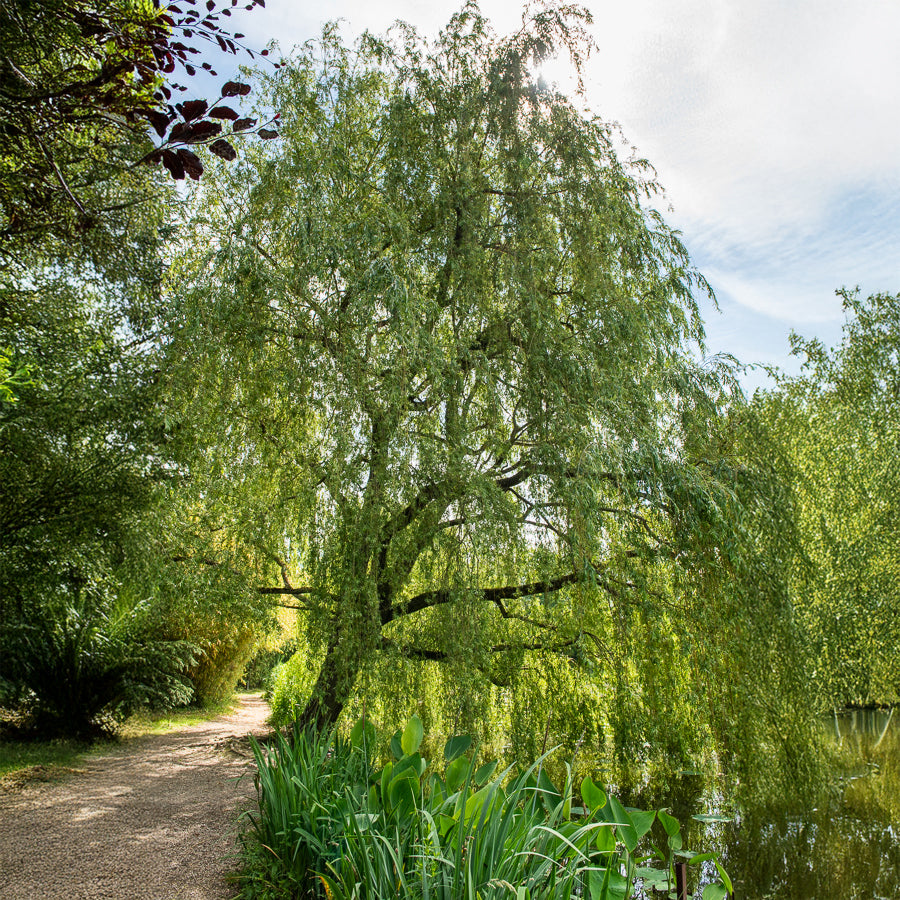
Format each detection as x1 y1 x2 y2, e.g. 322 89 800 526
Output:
238 716 734 900
0 584 197 738
266 649 322 727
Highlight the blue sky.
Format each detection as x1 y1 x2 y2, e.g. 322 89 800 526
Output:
219 0 900 392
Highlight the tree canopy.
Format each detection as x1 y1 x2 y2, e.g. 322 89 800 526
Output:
166 4 768 730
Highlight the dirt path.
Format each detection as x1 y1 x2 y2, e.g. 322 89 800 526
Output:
0 694 271 900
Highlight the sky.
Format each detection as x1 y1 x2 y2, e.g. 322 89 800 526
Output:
218 0 900 392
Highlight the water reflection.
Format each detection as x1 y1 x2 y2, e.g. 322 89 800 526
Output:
634 710 900 899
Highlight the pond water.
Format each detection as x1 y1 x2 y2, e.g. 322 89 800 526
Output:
635 710 900 899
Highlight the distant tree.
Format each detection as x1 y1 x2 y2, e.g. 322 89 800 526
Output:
760 290 900 708
166 4 776 730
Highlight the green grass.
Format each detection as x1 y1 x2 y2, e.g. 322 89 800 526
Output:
120 696 237 738
0 736 96 780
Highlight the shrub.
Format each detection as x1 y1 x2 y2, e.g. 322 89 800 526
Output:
0 584 197 738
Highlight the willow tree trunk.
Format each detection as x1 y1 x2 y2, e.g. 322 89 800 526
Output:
296 635 362 729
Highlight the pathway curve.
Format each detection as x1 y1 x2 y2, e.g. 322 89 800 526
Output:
0 694 271 900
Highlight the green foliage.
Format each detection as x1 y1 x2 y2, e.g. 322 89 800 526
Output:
758 290 900 708
239 716 732 900
240 639 298 691
267 648 324 727
167 2 775 740
0 577 197 738
183 625 258 707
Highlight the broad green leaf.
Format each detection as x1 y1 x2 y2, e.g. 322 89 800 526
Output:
349 715 375 749
380 761 393 802
445 756 470 793
388 774 418 817
589 867 628 900
714 862 734 894
635 866 669 890
443 734 472 762
437 813 457 837
536 769 561 812
394 752 425 778
628 808 656 842
390 729 403 760
401 714 424 756
581 775 607 812
607 796 638 853
473 759 498 786
702 885 729 900
595 824 616 852
658 809 681 838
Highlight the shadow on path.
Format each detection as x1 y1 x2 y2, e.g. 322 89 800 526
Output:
0 694 271 900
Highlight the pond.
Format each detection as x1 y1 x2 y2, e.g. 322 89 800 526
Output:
634 710 900 899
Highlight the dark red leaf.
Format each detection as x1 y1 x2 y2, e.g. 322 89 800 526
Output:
232 117 256 131
234 32 245 38
257 128 278 139
216 34 228 51
162 149 185 180
184 120 223 142
209 139 238 161
177 148 204 180
146 110 173 138
221 81 243 97
237 83 251 96
260 48 268 56
178 99 208 121
222 7 231 14
208 105 239 120
207 0 215 9
185 64 196 75
169 121 191 142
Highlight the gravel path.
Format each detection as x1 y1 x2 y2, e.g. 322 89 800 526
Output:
0 694 271 900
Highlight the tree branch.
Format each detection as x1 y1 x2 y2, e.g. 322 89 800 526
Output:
387 569 588 623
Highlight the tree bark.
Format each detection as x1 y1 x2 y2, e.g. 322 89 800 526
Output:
296 635 362 730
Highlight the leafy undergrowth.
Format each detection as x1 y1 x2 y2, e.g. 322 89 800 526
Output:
238 716 733 900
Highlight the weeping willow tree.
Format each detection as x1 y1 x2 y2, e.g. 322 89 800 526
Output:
167 2 803 747
758 291 900 709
